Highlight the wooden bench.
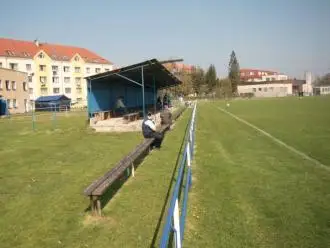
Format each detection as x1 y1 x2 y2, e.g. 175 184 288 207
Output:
83 107 185 216
123 112 140 122
93 111 112 121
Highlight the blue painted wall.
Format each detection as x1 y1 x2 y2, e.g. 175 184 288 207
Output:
88 80 156 116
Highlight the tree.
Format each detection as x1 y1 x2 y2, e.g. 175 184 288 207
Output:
228 50 240 94
314 73 330 86
216 78 232 98
191 67 205 95
205 64 217 92
177 72 193 96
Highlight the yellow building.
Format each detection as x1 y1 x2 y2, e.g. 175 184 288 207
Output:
0 38 113 106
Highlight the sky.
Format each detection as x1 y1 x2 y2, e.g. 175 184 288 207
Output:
1 0 329 79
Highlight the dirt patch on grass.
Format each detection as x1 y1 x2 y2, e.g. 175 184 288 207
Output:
83 214 117 227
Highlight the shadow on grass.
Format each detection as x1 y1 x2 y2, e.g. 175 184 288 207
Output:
149 118 190 248
84 148 150 213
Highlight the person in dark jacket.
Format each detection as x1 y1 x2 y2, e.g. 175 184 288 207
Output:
142 112 164 149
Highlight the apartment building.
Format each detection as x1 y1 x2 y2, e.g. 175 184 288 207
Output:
0 38 113 106
240 69 288 82
163 62 194 74
0 68 29 113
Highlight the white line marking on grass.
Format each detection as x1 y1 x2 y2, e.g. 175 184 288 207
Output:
218 107 329 171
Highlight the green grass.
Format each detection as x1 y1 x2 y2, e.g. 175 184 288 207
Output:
0 110 191 248
185 96 330 247
2 97 330 248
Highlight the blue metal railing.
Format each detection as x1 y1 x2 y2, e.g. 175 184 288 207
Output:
160 102 197 248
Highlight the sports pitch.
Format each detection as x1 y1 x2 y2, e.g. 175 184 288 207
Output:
185 96 330 247
1 96 330 247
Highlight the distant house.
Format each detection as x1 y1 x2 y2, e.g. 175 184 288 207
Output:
313 86 330 96
240 69 288 82
34 94 71 111
238 80 293 98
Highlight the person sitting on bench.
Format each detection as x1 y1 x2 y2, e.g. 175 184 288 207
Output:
142 112 164 149
115 96 128 116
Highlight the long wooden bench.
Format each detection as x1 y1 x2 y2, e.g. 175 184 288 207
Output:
84 106 186 216
123 112 140 122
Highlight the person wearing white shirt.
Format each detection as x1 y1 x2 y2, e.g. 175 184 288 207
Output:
142 112 164 149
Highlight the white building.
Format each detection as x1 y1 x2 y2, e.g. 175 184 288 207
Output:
238 82 293 98
302 71 313 96
313 86 330 96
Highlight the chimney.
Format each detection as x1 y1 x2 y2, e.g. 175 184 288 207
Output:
34 39 39 47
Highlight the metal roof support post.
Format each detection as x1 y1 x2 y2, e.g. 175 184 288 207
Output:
141 66 146 119
87 79 92 120
153 75 156 116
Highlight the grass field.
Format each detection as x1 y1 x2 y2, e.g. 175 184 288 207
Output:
1 96 330 248
0 110 191 248
185 96 330 247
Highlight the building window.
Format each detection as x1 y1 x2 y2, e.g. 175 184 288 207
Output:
263 87 267 92
38 52 45 58
64 66 70 72
76 97 82 102
40 76 47 84
269 87 274 91
95 68 101 73
52 77 59 84
64 77 70 83
252 88 256 92
86 67 90 73
105 68 110 72
65 88 71 94
11 81 16 90
75 67 81 73
74 56 80 61
53 88 60 94
0 62 2 68
13 99 17 108
41 88 48 95
6 80 10 90
28 76 32 82
23 82 27 91
26 64 32 71
52 65 58 71
9 63 18 70
39 65 46 71
258 88 262 91
0 80 2 90
7 99 11 109
75 77 81 85
76 88 82 94
29 88 33 94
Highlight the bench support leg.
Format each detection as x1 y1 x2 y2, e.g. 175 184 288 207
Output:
96 199 101 216
131 163 135 177
90 196 102 216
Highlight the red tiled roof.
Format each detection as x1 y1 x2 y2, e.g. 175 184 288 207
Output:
0 38 112 64
240 68 278 75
